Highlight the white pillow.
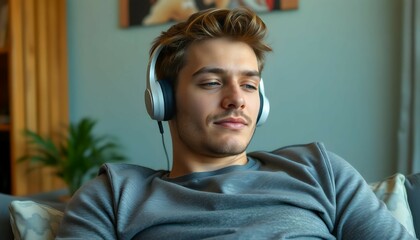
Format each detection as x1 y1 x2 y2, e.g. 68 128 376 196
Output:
9 200 64 240
370 173 416 238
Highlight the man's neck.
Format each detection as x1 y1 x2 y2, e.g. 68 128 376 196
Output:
168 152 248 178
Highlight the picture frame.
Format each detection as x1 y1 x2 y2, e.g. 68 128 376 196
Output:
119 0 299 28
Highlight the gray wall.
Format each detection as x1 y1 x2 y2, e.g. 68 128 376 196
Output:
67 0 402 182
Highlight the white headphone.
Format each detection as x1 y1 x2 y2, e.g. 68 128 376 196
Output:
144 44 270 126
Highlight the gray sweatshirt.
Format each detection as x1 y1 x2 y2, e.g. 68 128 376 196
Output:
57 142 415 239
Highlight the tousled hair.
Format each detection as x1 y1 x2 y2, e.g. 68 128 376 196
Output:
150 7 272 82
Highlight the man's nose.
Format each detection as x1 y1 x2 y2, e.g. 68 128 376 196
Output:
221 84 245 110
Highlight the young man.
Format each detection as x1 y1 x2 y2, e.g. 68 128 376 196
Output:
57 8 415 239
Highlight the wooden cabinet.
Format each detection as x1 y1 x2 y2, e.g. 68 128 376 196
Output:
1 0 69 195
0 0 11 194
0 48 11 193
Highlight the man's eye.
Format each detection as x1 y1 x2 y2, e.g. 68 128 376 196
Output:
243 84 257 90
200 82 221 88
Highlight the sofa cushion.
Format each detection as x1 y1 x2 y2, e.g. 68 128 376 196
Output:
405 172 420 237
9 201 64 240
370 173 416 237
0 190 67 240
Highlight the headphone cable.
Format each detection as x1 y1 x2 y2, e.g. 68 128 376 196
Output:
158 121 170 171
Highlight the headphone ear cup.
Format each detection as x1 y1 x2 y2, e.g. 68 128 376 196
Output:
158 80 175 120
256 79 270 126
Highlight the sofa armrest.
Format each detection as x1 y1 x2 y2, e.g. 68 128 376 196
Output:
0 193 29 239
405 172 420 237
0 190 68 240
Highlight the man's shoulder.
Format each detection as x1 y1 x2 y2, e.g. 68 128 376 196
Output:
98 163 166 182
272 142 327 153
248 142 347 174
249 142 330 161
249 142 353 179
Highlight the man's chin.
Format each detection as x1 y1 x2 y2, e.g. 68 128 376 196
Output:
205 141 248 157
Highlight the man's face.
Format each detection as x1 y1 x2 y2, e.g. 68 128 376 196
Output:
170 38 261 158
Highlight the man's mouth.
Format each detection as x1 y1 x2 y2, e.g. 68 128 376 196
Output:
214 117 248 129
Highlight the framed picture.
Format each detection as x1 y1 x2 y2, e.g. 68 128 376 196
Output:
120 0 299 28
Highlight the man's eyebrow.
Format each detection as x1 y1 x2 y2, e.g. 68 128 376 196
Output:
192 67 260 78
192 67 225 77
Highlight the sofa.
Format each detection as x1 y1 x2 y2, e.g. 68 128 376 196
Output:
0 189 68 239
405 173 420 235
0 173 419 240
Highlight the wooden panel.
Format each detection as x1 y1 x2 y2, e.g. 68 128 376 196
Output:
57 0 69 126
24 0 43 194
38 0 52 191
10 0 27 195
9 0 68 195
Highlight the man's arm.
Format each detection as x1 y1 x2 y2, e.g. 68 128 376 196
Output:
328 152 416 239
56 173 117 239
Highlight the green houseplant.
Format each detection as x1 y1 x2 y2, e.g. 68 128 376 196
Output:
19 117 126 195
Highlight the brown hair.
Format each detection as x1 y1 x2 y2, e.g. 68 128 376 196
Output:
150 7 272 82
